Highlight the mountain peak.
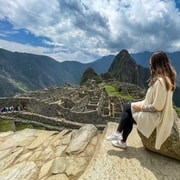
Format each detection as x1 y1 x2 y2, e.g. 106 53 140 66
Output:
108 49 149 88
117 49 129 56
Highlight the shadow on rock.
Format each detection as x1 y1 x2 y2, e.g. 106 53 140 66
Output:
107 146 180 178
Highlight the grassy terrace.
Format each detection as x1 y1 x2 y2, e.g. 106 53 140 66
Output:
99 83 134 101
0 118 33 132
99 83 180 118
0 118 13 131
0 117 46 132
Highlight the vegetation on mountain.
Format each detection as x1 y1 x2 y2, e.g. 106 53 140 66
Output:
100 72 113 80
0 48 74 95
131 51 180 86
174 86 180 106
80 67 102 85
0 48 115 97
175 107 180 117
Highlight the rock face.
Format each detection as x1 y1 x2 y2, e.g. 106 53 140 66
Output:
66 124 97 155
138 112 180 160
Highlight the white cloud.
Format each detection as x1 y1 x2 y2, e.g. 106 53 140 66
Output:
0 0 180 62
0 39 49 56
0 39 98 63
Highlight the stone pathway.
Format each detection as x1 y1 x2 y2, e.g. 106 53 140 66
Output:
0 122 179 180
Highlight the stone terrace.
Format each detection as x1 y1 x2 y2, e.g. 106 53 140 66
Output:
0 123 179 180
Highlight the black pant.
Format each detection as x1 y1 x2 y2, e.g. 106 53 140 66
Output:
117 102 136 142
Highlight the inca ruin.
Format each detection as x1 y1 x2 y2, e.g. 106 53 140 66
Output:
0 81 144 132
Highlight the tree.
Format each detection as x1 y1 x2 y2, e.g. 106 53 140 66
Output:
100 72 112 80
80 67 98 85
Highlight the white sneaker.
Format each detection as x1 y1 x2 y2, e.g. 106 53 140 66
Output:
106 132 122 141
112 140 127 149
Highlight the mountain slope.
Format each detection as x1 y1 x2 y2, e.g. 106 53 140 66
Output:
87 55 115 74
0 48 114 97
131 51 180 85
0 49 78 95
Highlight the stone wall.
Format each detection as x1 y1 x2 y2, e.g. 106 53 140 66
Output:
71 95 89 112
0 85 124 130
0 97 116 127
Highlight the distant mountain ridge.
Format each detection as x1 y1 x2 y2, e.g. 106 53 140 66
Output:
131 51 180 85
0 48 114 97
0 48 179 99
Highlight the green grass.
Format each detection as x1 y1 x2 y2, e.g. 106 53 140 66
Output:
0 118 45 132
0 118 13 132
16 123 33 131
99 83 134 101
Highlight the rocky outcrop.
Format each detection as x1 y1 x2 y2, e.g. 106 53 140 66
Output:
0 124 99 179
138 111 180 160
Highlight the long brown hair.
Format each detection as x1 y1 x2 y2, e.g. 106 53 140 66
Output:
149 51 176 91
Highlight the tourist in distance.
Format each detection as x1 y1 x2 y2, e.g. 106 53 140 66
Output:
106 51 176 149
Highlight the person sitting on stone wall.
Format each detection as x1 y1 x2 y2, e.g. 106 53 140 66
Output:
106 51 176 150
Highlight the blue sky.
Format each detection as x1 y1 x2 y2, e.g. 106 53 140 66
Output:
0 0 180 63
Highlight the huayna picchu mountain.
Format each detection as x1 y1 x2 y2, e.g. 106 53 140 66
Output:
108 49 149 88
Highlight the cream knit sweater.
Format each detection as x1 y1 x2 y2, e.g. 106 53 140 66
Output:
131 77 174 149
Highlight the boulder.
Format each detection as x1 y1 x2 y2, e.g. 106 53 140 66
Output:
66 124 97 155
138 111 180 160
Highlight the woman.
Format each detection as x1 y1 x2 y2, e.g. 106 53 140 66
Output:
106 51 176 150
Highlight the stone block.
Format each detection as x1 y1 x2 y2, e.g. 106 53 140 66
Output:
138 112 180 160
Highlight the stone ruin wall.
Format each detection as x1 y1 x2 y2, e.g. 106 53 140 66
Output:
0 95 120 128
0 86 128 130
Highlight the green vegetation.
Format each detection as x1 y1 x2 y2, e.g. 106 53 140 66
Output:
0 118 46 132
80 67 100 85
0 119 13 132
99 83 134 101
16 123 33 131
0 118 32 132
173 86 180 107
16 124 45 130
174 106 180 118
8 78 29 92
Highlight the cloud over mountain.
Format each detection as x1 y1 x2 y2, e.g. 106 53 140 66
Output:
0 0 180 62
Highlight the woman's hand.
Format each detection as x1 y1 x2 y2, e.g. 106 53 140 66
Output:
132 104 141 112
